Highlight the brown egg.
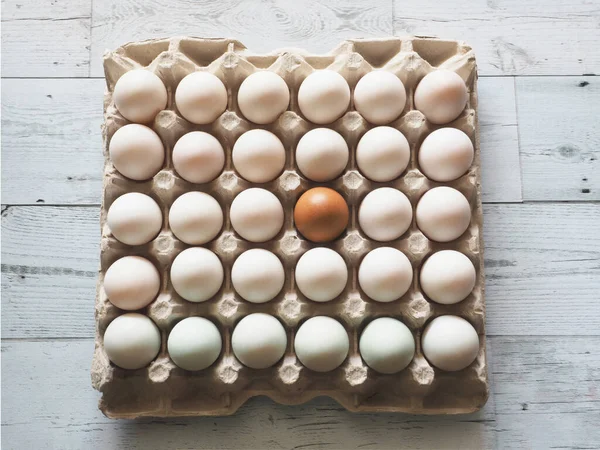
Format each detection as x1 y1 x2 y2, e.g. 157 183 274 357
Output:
294 187 349 242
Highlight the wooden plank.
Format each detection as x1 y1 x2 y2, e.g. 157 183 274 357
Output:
478 77 521 203
483 203 600 336
393 0 600 76
1 0 92 77
0 338 495 449
517 76 599 201
0 77 519 205
0 79 105 205
2 203 599 338
2 337 599 449
1 206 100 338
491 337 600 449
90 0 394 77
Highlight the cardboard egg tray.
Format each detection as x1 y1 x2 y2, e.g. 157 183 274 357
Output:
91 37 488 418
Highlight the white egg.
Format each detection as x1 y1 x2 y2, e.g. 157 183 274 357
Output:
295 248 348 302
172 131 225 183
420 250 476 305
414 70 468 124
231 249 285 303
170 247 223 303
356 127 410 182
298 70 350 124
294 316 349 372
237 71 290 124
296 128 348 182
358 188 412 242
113 69 167 123
353 71 406 124
175 72 227 124
359 318 415 374
168 192 223 245
231 313 287 369
416 187 471 242
167 317 222 371
422 315 480 371
232 129 286 183
103 313 161 370
230 188 284 242
358 247 413 303
419 128 474 182
109 124 164 181
104 256 160 310
107 193 163 246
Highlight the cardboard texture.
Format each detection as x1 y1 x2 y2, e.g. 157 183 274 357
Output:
92 37 488 418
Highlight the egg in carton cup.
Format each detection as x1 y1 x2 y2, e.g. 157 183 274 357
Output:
92 36 488 418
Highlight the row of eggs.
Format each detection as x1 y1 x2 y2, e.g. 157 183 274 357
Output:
110 125 474 185
113 68 469 127
104 313 480 373
107 185 472 246
105 247 476 307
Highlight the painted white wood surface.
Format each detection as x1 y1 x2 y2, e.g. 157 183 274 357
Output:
0 79 104 205
4 0 599 77
2 79 105 204
88 0 600 77
90 0 394 78
3 203 599 339
1 77 521 205
2 0 600 448
517 76 599 201
2 337 599 449
478 77 521 203
1 0 92 77
393 0 600 76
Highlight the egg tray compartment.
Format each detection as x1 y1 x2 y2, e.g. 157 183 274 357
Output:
91 36 488 418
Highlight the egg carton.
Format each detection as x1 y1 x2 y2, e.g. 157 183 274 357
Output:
91 36 488 418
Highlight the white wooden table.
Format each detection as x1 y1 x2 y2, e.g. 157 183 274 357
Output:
2 1 599 448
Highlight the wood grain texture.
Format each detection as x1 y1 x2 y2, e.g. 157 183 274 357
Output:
490 337 600 449
517 76 599 201
2 337 598 449
1 78 105 205
1 206 100 338
484 203 600 336
478 77 521 202
393 0 600 76
0 77 520 205
2 203 599 339
90 0 393 77
1 0 92 77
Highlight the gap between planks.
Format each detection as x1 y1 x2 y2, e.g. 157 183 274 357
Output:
1 75 598 80
4 334 600 341
4 200 600 207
